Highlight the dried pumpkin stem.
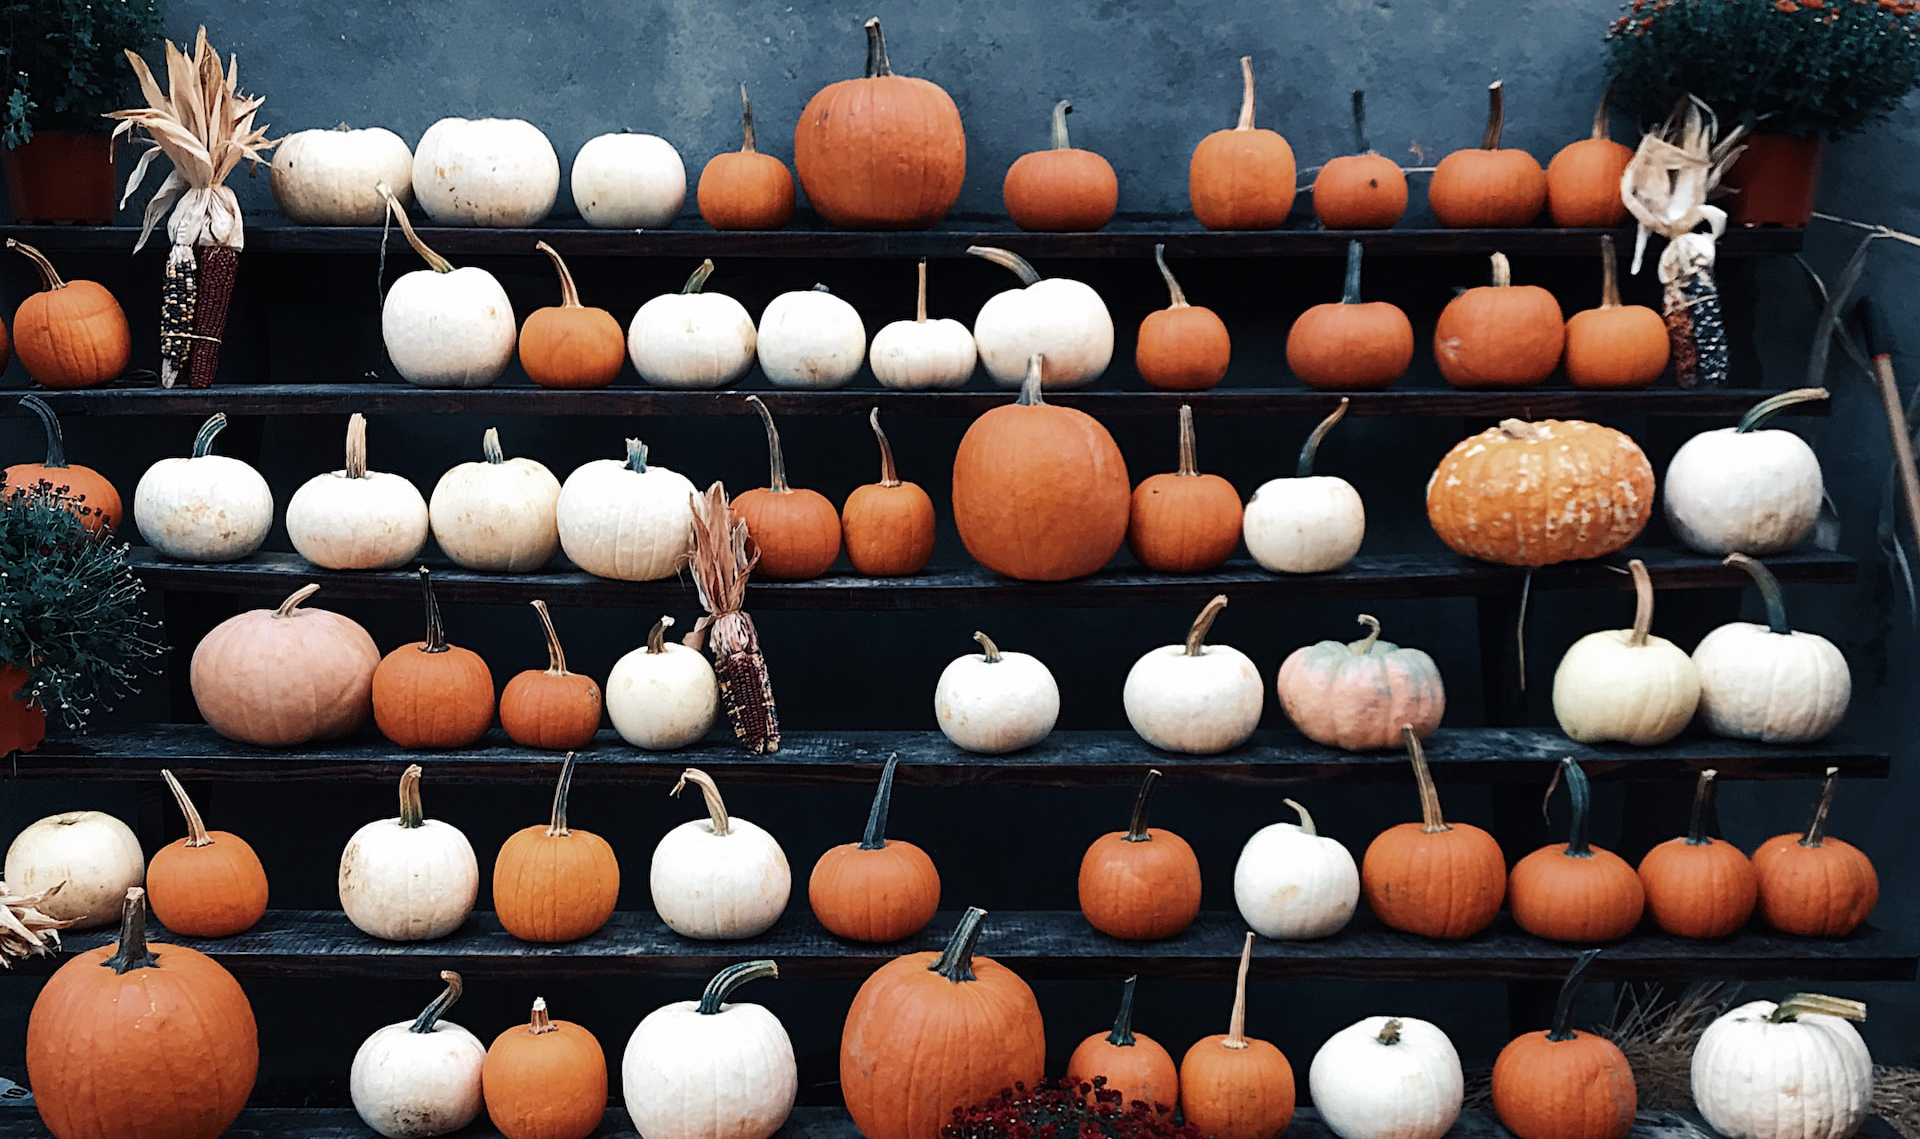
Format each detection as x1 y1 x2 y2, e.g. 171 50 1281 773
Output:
1686 769 1718 847
1224 931 1254 1047
417 567 450 654
548 751 579 837
1341 241 1365 305
1489 251 1513 288
528 996 555 1035
683 259 717 294
859 754 901 851
17 395 69 470
1403 726 1449 834
410 970 464 1033
1738 387 1830 432
1235 56 1256 131
1548 948 1603 1042
1285 798 1318 836
398 764 426 829
103 888 158 975
1376 1018 1403 1045
625 438 650 474
1154 243 1190 308
482 427 505 464
1106 975 1142 1047
968 245 1043 287
973 631 1003 662
930 906 989 983
536 241 583 308
863 17 893 78
738 84 759 154
1049 99 1075 150
869 408 902 488
1497 417 1541 442
344 413 370 480
1480 80 1505 150
1626 558 1654 647
1350 90 1370 154
698 959 779 1013
914 258 929 322
1801 766 1840 848
192 413 229 459
1297 398 1350 477
1770 993 1867 1024
647 615 675 654
1590 85 1613 142
1354 613 1383 655
1598 235 1622 310
275 583 322 618
1724 553 1792 635
1184 595 1230 656
7 239 67 290
1017 354 1048 403
378 182 452 273
160 770 213 848
1175 405 1200 477
1125 769 1163 843
530 599 570 675
746 395 793 494
673 768 732 837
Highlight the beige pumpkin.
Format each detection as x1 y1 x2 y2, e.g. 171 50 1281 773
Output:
429 427 560 573
650 769 790 940
970 245 1113 390
870 259 977 390
1123 595 1263 755
1694 555 1850 744
413 117 560 226
1276 613 1444 751
4 811 145 930
1692 995 1872 1139
1552 558 1701 746
1665 388 1828 556
379 186 516 389
339 765 479 942
606 616 719 751
1243 399 1365 574
132 413 274 564
191 584 381 747
556 438 699 582
628 260 758 389
757 285 867 389
271 126 414 225
934 630 1060 755
286 414 430 570
571 132 686 228
1234 798 1360 940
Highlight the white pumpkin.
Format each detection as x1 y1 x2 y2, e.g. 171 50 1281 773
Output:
757 284 867 389
622 960 797 1139
1693 554 1851 743
1123 595 1263 755
607 615 719 750
1552 557 1701 745
1666 387 1827 556
556 438 698 581
1234 798 1360 940
271 126 414 225
133 412 274 563
412 116 559 226
351 971 486 1139
934 630 1060 754
1244 399 1364 573
870 258 977 390
628 259 758 389
1692 995 1872 1139
572 131 687 228
428 427 560 572
1310 1016 1463 1139
650 768 790 940
338 765 479 942
969 245 1113 389
379 188 516 388
3 810 144 931
286 413 430 570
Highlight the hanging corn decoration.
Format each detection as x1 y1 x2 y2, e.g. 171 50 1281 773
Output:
684 481 781 755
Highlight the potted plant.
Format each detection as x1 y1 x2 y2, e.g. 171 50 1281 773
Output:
1605 0 1920 225
1 0 162 224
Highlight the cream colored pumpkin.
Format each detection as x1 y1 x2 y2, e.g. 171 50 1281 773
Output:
339 766 479 942
3 811 144 930
1552 558 1701 745
1666 388 1827 556
969 245 1113 390
622 960 797 1139
1276 613 1444 750
757 285 867 389
1309 1016 1463 1139
191 585 381 747
607 616 719 750
351 972 486 1139
428 427 560 573
1244 400 1364 573
934 630 1060 754
628 260 758 389
1234 798 1360 939
1693 555 1850 743
133 412 274 563
1692 995 1872 1139
412 117 559 226
650 769 790 940
556 438 698 581
1124 595 1263 755
271 126 414 225
870 258 977 390
378 190 515 388
286 414 430 570
572 132 687 228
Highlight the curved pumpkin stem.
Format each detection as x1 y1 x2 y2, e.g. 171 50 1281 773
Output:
191 413 229 459
1341 241 1365 306
968 245 1043 287
1350 90 1370 154
1234 56 1256 131
1770 993 1867 1024
1124 768 1163 843
868 408 902 488
1626 559 1655 648
1724 553 1792 635
1284 797 1318 836
378 182 452 274
737 84 759 154
1686 769 1718 847
1297 398 1350 478
1738 387 1830 433
973 630 1003 662
859 753 901 851
527 996 556 1035
1154 244 1190 309
1183 594 1229 657
1801 766 1841 849
1547 948 1603 1042
1598 235 1622 310
683 259 717 295
7 238 67 290
417 567 451 654
535 241 584 308
1591 85 1614 142
530 599 571 676
673 767 732 837
1106 975 1142 1047
1354 613 1383 655
1016 354 1048 404
1224 931 1254 1048
398 763 427 830
1049 99 1075 150
275 583 322 619
1480 80 1505 150
746 395 793 494
17 395 70 470
1174 405 1200 477
1546 757 1595 859
104 888 158 975
409 970 464 1034
160 769 213 848
343 413 370 480
647 615 675 655
547 751 580 837
1403 726 1450 834
863 17 893 78
698 958 779 1014
930 906 989 983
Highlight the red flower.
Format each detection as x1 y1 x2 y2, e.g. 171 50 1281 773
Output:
1775 1 1799 11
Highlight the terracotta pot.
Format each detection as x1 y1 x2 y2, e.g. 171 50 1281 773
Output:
0 665 46 756
3 131 116 225
1722 134 1823 227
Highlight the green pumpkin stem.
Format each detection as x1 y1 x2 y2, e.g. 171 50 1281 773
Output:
738 84 759 154
624 438 650 475
973 631 1003 662
547 751 579 837
746 396 793 494
1547 949 1603 1043
409 970 464 1033
102 887 158 975
1049 99 1075 150
1686 769 1719 846
930 906 989 983
1724 553 1792 635
683 259 717 294
1285 797 1318 836
1350 90 1370 154
1403 726 1450 835
1297 398 1350 478
398 763 426 829
868 408 902 488
1184 595 1229 657
1341 241 1365 306
1801 766 1840 848
1481 80 1505 150
1106 975 1142 1047
1737 387 1830 433
1770 993 1867 1024
1154 244 1190 309
482 427 505 464
1549 757 1595 858
863 17 893 78
697 959 779 1014
17 394 68 469
859 754 901 851
418 567 450 654
1125 769 1164 842
191 413 229 459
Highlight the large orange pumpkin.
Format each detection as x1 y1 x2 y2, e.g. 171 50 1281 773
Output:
499 599 603 750
483 996 608 1139
1077 768 1202 940
1361 726 1506 939
6 393 121 531
1312 91 1408 229
1127 405 1242 573
1509 758 1646 942
1004 100 1118 232
1491 949 1638 1139
518 242 624 389
146 770 269 938
1067 976 1179 1111
1753 766 1879 937
1546 89 1635 228
1286 240 1414 390
1428 81 1548 228
1434 252 1564 389
843 409 937 577
372 567 497 749
1565 235 1668 389
1637 770 1757 939
734 395 843 581
1189 56 1296 230
809 753 941 942
1179 933 1295 1139
1135 244 1231 391
493 751 621 943
8 238 130 389
698 84 798 231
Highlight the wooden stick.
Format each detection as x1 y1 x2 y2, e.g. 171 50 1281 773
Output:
1858 300 1920 551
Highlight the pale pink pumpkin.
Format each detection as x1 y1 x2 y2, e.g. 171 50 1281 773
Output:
1276 614 1445 750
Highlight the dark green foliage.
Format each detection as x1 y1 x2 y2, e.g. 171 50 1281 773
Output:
1 0 162 146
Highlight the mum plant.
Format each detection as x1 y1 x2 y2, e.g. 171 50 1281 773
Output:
0 0 162 147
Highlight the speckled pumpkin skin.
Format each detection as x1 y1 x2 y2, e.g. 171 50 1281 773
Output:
1426 419 1654 567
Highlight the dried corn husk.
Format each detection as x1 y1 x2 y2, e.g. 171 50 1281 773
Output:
0 880 75 968
684 481 781 755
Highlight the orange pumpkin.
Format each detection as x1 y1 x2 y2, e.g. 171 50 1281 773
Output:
1179 933 1295 1139
1362 726 1506 939
1637 770 1757 940
1127 405 1241 573
1491 949 1638 1139
1190 56 1296 230
1135 244 1230 391
0 664 46 757
7 238 130 389
0 311 9 371
1434 252 1564 389
1546 89 1635 228
1287 240 1414 390
698 84 797 231
809 753 941 942
1429 81 1548 228
146 770 269 938
1565 235 1668 389
483 998 607 1139
734 395 843 581
518 241 624 389
1426 418 1654 567
1078 768 1202 940
1068 976 1179 1111
1509 758 1645 942
493 752 621 944
1312 91 1408 229
1753 766 1879 937
794 18 965 230
843 409 936 577
1004 100 1118 232
6 393 121 531
500 599 603 750
372 567 497 749
953 353 1131 581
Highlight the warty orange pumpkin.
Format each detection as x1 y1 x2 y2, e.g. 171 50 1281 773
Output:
1190 56 1295 230
1546 89 1635 228
1068 976 1179 1112
146 770 269 938
493 751 621 944
1179 932 1295 1139
518 241 624 389
1428 81 1548 228
1565 235 1668 389
1434 252 1564 389
1362 726 1506 940
483 996 608 1139
698 84 797 231
1004 100 1118 232
1287 240 1414 390
1277 616 1445 752
1127 404 1242 573
842 409 936 577
7 238 130 390
1135 244 1231 391
1312 91 1408 229
372 567 497 749
1637 769 1757 939
809 753 941 943
1753 766 1879 937
6 393 121 531
1078 768 1202 941
1509 758 1645 942
500 599 603 750
734 395 843 581
1491 949 1638 1139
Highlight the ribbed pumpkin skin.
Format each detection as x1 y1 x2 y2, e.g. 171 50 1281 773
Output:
372 642 497 749
1128 473 1241 573
1565 306 1668 390
1429 151 1547 228
1068 1032 1179 1112
1638 837 1757 939
1287 302 1414 390
1190 131 1295 230
190 596 380 747
734 487 843 580
1546 138 1634 228
500 671 602 751
843 482 937 577
1434 285 1564 389
1136 307 1231 391
1276 633 1444 751
952 401 1130 581
1426 419 1655 567
809 840 941 942
483 1014 608 1139
1362 822 1506 939
493 824 620 943
1509 847 1645 942
15 279 131 390
1179 1037 1295 1139
148 831 269 938
1491 1030 1637 1139
1078 828 1202 940
1004 149 1118 232
699 151 797 231
520 307 624 390
5 461 121 532
1313 154 1408 229
1752 832 1879 937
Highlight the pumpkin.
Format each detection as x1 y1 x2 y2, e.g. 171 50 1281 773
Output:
1665 388 1828 556
953 354 1131 580
1565 236 1668 389
1136 244 1230 391
1189 56 1296 230
428 427 560 573
627 259 758 389
1692 995 1872 1139
1508 758 1645 942
1004 99 1118 231
147 769 268 938
26 888 257 1139
934 630 1060 754
133 412 274 562
1 665 44 757
809 754 941 942
841 906 1046 1139
1068 975 1179 1111
1286 240 1414 390
1428 81 1547 227
1179 933 1295 1139
191 583 380 746
844 408 936 577
793 18 965 230
339 764 479 942
270 125 414 224
1638 770 1757 939
1491 949 1637 1139
1310 1016 1464 1139
483 997 607 1139
870 258 977 390
493 751 619 943
1124 595 1263 755
285 412 430 570
378 186 517 388
969 245 1114 390
1552 558 1701 746
519 241 625 388
351 971 485 1139
413 117 560 226
7 238 130 389
1753 767 1878 938
1546 89 1634 228
1693 554 1851 743
698 84 797 230
1278 613 1444 751
734 395 843 579
1434 253 1564 389
1426 418 1654 566
4 810 144 930
571 131 685 228
624 960 797 1139
757 284 867 389
373 568 497 750
556 437 698 582
1311 91 1408 229
607 615 719 750
1242 398 1365 573
1128 404 1242 573
1362 726 1506 940
1078 768 1202 940
5 394 120 531
651 768 791 939
1235 797 1360 940
500 600 603 751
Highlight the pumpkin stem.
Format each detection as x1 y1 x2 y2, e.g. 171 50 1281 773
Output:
697 959 779 1014
1591 85 1613 142
1598 235 1622 310
535 240 584 308
1224 931 1254 1048
417 567 451 654
1626 558 1655 648
1340 241 1365 306
1350 90 1370 154
17 395 69 470
869 408 902 488
528 996 555 1035
275 583 322 618
746 395 793 494
1770 993 1868 1024
1403 726 1450 834
7 238 67 290
102 888 158 975
1124 768 1163 843
547 751 579 837
973 630 1003 662
1801 766 1840 848
1183 594 1230 657
624 437 650 475
1480 80 1505 150
1353 613 1383 655
858 753 902 851
647 615 675 654
914 257 929 322
1285 797 1318 836
1497 417 1542 443
683 259 717 295
1737 387 1830 433
1234 56 1256 131
1153 243 1190 309
968 245 1043 287
1106 975 1142 1047
1297 398 1350 478
1376 1018 1403 1045
190 413 229 459
1049 99 1075 150
160 769 214 848
1174 405 1200 478
1016 354 1049 404
863 17 893 78
530 599 570 676
343 412 370 480
398 764 426 829
1686 769 1718 846
929 906 989 983
673 767 732 837
1489 251 1513 288
409 970 464 1034
1724 553 1792 635
378 182 452 273
481 427 505 464
738 83 759 154
1547 757 1595 858
1547 948 1603 1042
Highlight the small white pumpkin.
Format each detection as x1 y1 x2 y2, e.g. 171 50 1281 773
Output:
133 412 274 563
1233 798 1360 940
1123 595 1263 755
650 768 790 940
969 244 1113 390
379 187 516 388
757 284 867 389
1692 994 1872 1139
628 259 758 389
271 125 414 225
572 131 687 228
338 765 479 942
412 116 559 226
607 615 719 750
870 258 977 390
285 413 430 571
3 810 144 930
934 630 1060 754
351 971 486 1139
1693 554 1851 743
1310 1016 1464 1139
428 427 560 573
1666 387 1827 556
1552 557 1702 746
622 959 798 1139
1244 399 1365 574
556 438 698 581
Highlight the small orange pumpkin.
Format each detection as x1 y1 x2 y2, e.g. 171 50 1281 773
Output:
1077 768 1202 940
1491 949 1638 1139
6 393 122 532
1189 56 1295 231
1362 726 1506 939
372 567 497 749
518 241 624 389
146 770 269 938
482 996 608 1139
809 753 941 943
493 751 621 943
1509 758 1646 942
1004 100 1118 232
1434 252 1564 389
1135 244 1231 391
1546 88 1635 229
1429 81 1548 228
1312 91 1408 229
698 84 797 231
843 409 936 577
1637 769 1757 939
734 395 843 581
1753 766 1879 937
7 238 130 390
1127 405 1241 573
500 599 603 751
1068 975 1179 1111
1565 235 1668 389
1179 933 1295 1139
1287 240 1414 390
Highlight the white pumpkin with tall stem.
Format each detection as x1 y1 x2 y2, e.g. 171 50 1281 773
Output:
1234 798 1360 940
285 413 430 570
573 132 687 228
555 438 699 581
378 185 517 388
1243 399 1365 573
934 631 1060 754
1552 558 1702 745
969 245 1114 389
758 284 867 389
133 412 274 563
622 960 797 1139
1665 388 1828 555
1310 1016 1464 1139
412 117 560 226
870 259 977 390
1691 994 1871 1139
607 616 720 751
3 811 144 930
271 126 414 225
1694 554 1851 743
338 765 479 942
628 259 758 389
350 971 486 1139
429 427 560 573
651 769 791 940
1124 595 1263 755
